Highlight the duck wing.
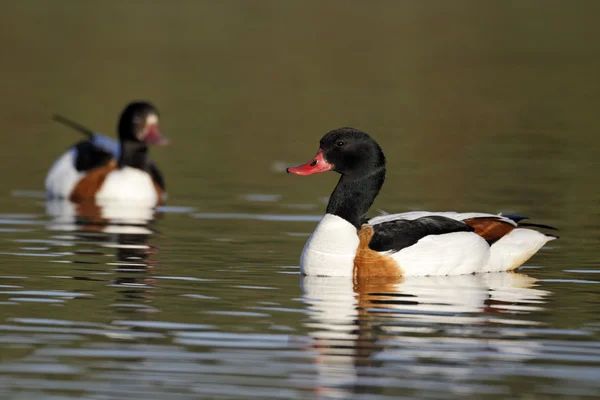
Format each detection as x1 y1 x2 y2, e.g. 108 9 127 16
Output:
72 140 114 172
53 114 119 172
368 215 473 253
368 211 557 252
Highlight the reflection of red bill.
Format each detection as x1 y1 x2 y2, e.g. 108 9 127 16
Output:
287 149 333 176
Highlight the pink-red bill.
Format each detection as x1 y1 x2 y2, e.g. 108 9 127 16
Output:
145 124 170 146
287 149 333 176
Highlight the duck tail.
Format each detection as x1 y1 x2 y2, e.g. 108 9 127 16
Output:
52 114 94 139
501 213 559 234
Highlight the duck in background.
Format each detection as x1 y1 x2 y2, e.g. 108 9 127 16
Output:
45 101 169 208
287 127 557 277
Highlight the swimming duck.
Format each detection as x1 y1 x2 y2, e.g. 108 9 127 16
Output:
287 127 557 277
45 101 169 206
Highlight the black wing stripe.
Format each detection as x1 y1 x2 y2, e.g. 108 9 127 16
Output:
499 214 558 230
517 222 559 231
369 216 473 253
73 141 114 172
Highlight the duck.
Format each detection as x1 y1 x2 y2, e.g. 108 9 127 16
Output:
45 101 169 207
287 127 557 277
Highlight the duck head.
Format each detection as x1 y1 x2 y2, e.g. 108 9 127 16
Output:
118 101 169 146
287 127 386 178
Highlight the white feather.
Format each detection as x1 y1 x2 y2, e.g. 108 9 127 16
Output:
300 214 359 277
391 232 491 276
96 167 158 207
45 148 84 199
484 228 556 272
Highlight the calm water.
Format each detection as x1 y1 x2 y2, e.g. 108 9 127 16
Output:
1 2 599 399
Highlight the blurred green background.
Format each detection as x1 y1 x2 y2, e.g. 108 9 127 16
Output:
0 1 598 225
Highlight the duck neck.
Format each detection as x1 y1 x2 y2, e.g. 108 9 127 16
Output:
326 167 385 229
119 141 150 170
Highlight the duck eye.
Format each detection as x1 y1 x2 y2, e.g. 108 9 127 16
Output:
336 141 345 147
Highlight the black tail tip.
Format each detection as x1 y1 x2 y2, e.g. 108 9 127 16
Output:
519 222 559 231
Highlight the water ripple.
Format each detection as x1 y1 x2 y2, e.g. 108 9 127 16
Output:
192 213 322 222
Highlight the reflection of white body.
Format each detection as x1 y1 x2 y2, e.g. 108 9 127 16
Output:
301 213 555 277
301 273 549 394
302 273 547 329
45 199 154 234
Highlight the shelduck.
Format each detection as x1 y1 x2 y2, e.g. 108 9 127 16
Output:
287 127 557 277
45 101 169 207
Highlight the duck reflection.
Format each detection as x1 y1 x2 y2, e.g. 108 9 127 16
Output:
45 199 159 307
301 272 550 397
46 199 156 233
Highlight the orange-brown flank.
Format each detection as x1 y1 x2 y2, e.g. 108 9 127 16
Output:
70 160 118 203
463 217 515 244
353 225 403 278
70 160 163 206
152 180 164 206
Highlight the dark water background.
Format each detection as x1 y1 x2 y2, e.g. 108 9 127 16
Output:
0 2 598 399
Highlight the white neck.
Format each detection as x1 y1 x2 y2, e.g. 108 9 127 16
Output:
300 214 359 277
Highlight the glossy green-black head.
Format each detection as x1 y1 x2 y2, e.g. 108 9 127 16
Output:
118 101 169 145
287 127 386 177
